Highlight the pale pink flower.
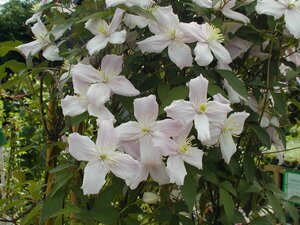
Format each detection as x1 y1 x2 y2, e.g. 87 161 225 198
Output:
116 95 183 165
71 54 140 108
165 75 232 142
256 0 300 38
204 112 249 164
166 123 204 185
85 8 126 55
68 120 139 195
16 19 63 61
137 6 193 69
180 22 232 66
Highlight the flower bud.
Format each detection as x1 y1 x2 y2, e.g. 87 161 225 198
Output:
142 192 160 204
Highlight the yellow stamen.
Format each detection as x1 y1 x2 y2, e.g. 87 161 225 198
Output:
207 24 224 43
198 103 207 113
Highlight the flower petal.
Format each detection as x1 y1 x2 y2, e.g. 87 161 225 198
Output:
85 18 108 36
149 163 170 185
108 30 127 44
224 111 249 136
128 164 149 189
194 42 214 66
164 100 196 123
134 95 158 125
194 113 210 142
32 18 48 40
116 121 141 141
284 8 300 38
189 75 208 105
16 40 44 58
140 134 162 165
222 9 250 24
68 133 98 161
137 35 171 53
108 8 124 34
153 119 183 137
168 42 193 69
81 160 109 195
61 95 87 116
202 122 222 146
42 44 62 61
87 104 115 121
96 120 119 153
108 76 140 97
219 131 236 164
124 14 148 29
166 155 186 185
182 147 204 170
101 54 123 77
193 0 212 8
86 35 108 55
119 140 141 160
205 101 232 123
87 83 111 106
209 41 232 64
255 0 286 19
152 131 178 156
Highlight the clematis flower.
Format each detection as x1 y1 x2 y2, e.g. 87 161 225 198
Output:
68 120 139 195
166 123 204 186
137 6 193 69
193 0 212 8
180 22 231 66
16 18 63 61
106 0 153 8
61 83 115 121
204 112 249 164
85 8 126 55
247 96 270 128
165 75 232 142
116 95 182 165
256 0 300 38
71 54 140 108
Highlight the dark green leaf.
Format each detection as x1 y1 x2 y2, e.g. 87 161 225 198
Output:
249 124 271 148
181 171 197 213
219 188 235 222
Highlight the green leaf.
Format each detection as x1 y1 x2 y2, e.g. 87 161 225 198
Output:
249 217 273 225
283 202 299 223
181 171 197 213
243 155 256 182
159 86 188 114
220 181 237 197
178 215 194 225
0 41 22 57
266 192 286 224
271 91 286 114
216 69 247 99
219 187 235 222
286 70 299 80
40 189 65 223
249 124 271 148
22 204 42 225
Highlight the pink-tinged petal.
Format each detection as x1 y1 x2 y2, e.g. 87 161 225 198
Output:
31 18 48 40
213 93 231 105
108 76 140 97
194 113 210 142
168 42 193 69
87 104 115 121
209 41 232 64
153 119 183 137
225 111 249 136
164 100 196 123
189 75 208 105
225 37 252 60
85 18 108 36
42 45 62 61
68 133 98 161
166 155 186 185
223 80 242 104
219 131 236 164
149 163 170 185
193 0 212 8
105 0 125 7
70 63 102 94
203 122 222 146
153 6 179 31
179 22 202 43
81 160 109 195
222 10 250 24
119 140 141 160
128 164 149 189
86 83 111 106
86 35 108 55
182 147 203 170
152 131 178 156
108 151 139 187
255 0 286 19
96 120 119 152
134 95 158 124
147 6 173 34
205 101 232 123
61 95 87 116
174 123 193 143
124 14 148 29
108 30 127 44
108 8 124 34
194 42 214 66
284 9 300 38
137 35 171 53
116 121 141 141
16 40 44 58
101 54 123 77
140 135 162 165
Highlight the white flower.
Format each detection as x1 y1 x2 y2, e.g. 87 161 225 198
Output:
204 112 250 164
165 75 232 142
137 6 194 69
68 120 139 195
106 0 153 8
16 19 63 61
256 0 300 38
142 192 160 204
85 8 126 55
